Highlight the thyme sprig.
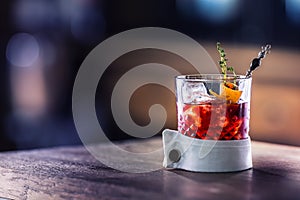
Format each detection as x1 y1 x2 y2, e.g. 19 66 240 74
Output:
216 42 237 80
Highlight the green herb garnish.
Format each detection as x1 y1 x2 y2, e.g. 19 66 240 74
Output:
210 42 241 102
216 42 237 80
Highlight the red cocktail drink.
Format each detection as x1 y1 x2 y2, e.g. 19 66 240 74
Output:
177 101 249 140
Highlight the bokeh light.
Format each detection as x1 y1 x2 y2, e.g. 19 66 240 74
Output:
12 0 59 31
177 0 240 24
70 7 105 44
6 33 40 67
195 0 239 23
286 0 300 25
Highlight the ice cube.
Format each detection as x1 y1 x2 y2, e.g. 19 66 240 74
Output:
181 82 215 104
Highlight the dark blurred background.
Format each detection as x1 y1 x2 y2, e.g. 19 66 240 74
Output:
1 0 300 151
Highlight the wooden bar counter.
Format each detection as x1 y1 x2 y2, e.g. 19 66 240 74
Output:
0 138 299 200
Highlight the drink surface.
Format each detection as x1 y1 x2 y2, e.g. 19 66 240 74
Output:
177 101 249 140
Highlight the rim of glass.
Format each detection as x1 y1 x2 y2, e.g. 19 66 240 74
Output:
175 74 251 81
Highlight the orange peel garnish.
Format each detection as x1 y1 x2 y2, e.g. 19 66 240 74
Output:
210 83 242 103
221 84 242 103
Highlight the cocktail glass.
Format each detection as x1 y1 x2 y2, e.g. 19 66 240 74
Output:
175 74 252 140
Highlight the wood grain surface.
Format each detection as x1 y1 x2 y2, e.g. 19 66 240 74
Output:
0 139 300 200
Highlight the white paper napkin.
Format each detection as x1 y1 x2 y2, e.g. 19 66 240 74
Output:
163 129 252 172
